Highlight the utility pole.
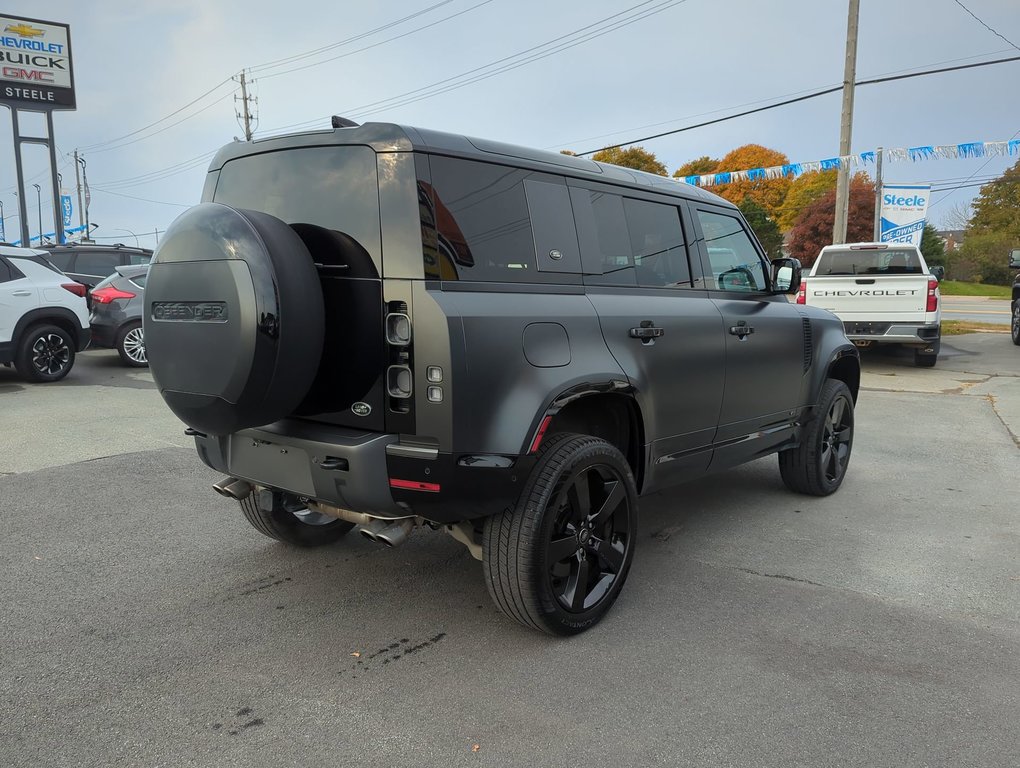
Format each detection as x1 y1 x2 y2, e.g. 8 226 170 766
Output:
832 0 860 245
873 147 884 241
73 149 85 234
235 70 256 141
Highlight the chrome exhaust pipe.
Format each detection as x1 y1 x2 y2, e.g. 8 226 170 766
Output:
213 476 253 501
358 518 390 542
374 519 415 548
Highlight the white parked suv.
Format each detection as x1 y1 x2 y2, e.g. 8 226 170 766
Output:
0 245 91 382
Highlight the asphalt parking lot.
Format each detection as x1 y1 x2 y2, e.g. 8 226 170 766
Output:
2 337 1018 768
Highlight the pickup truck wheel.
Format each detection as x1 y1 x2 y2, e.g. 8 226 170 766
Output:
779 379 854 496
14 324 76 383
482 433 637 635
238 492 355 547
1011 300 1020 346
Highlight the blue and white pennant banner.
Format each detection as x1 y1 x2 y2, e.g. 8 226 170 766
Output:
683 139 1020 187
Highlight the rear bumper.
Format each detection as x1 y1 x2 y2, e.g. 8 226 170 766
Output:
89 321 118 349
193 420 529 523
843 321 940 346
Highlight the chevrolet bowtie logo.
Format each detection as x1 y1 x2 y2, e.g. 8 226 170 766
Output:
4 23 45 38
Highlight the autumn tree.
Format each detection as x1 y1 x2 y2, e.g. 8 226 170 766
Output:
672 156 719 179
738 197 783 258
592 146 667 176
958 159 1020 284
710 144 792 220
787 177 876 268
777 170 838 232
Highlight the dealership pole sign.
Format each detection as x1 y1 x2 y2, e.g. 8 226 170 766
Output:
0 15 75 109
879 185 930 248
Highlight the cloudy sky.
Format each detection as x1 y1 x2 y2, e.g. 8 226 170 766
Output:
2 0 1018 248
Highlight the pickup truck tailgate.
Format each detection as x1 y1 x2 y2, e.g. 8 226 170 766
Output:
804 275 931 321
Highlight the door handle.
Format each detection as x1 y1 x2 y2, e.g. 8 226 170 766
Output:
629 325 664 340
12 290 31 296
729 322 755 338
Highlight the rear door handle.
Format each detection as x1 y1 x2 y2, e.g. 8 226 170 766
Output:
729 322 755 338
629 326 664 339
12 290 31 296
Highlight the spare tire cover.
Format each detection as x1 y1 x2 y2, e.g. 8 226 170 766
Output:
144 203 324 435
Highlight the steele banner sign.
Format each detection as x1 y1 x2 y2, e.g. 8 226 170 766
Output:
0 14 75 110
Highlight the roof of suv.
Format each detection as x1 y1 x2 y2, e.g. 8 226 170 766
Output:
207 122 733 208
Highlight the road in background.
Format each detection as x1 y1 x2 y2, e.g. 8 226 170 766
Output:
941 295 1011 325
1 335 1018 767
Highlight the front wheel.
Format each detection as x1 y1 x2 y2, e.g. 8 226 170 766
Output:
483 433 638 636
14 324 76 382
239 491 354 547
779 379 855 496
116 321 148 367
1012 300 1020 346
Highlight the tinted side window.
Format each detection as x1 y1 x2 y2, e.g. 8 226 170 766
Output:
695 209 767 292
622 198 690 287
45 251 74 271
573 189 635 286
427 156 551 283
128 252 152 266
0 258 12 283
74 251 121 277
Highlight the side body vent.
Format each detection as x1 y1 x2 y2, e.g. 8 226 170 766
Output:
801 316 813 372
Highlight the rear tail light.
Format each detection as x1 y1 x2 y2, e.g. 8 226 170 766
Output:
91 285 136 304
926 278 939 312
795 281 806 305
61 282 87 297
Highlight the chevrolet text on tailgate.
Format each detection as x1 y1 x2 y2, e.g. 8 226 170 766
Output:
797 242 941 367
143 120 861 635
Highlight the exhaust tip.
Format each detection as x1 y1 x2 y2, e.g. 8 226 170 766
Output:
213 476 252 501
359 519 390 542
374 519 415 548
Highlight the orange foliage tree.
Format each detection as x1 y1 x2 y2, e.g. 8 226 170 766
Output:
787 177 877 268
710 144 792 219
672 156 719 179
592 146 668 176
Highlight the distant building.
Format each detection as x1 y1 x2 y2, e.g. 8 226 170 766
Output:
937 229 965 252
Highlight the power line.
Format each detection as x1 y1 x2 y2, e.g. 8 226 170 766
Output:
952 0 1020 51
86 95 233 155
576 54 1020 155
87 187 192 207
928 126 1020 209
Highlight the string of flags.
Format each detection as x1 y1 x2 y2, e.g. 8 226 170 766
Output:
681 139 1020 187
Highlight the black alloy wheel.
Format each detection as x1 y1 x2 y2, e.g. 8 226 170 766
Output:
483 433 638 635
1012 300 1020 346
15 324 76 383
778 378 855 496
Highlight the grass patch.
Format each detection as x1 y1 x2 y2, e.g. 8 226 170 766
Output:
941 320 1010 335
938 280 1012 299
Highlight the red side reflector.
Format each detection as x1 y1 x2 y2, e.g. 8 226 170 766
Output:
61 282 87 297
529 415 554 454
389 478 440 493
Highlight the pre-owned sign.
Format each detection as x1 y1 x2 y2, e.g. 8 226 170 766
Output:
0 14 75 110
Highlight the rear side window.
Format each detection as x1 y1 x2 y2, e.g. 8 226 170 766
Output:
695 209 768 292
129 273 147 289
128 252 152 266
0 258 13 283
45 251 74 271
75 251 121 277
425 156 565 283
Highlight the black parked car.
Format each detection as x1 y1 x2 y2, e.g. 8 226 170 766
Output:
145 121 860 635
42 243 152 300
1010 248 1020 346
89 265 148 367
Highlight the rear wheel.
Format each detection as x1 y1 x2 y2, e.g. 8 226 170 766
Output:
1011 300 1020 346
779 379 854 496
14 324 76 383
239 491 355 547
116 321 147 367
483 433 637 635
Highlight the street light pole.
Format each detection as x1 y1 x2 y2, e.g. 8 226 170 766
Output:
115 228 140 248
32 183 43 246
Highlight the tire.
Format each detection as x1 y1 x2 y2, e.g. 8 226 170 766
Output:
238 490 355 547
483 433 638 636
116 321 148 367
779 379 854 496
14 324 76 383
1011 300 1020 346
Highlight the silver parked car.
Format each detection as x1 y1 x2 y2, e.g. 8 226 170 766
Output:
88 265 147 367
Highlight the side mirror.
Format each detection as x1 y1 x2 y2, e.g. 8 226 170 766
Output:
771 257 802 295
1009 249 1020 269
930 265 945 280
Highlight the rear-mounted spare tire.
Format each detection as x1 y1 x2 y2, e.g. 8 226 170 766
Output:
144 203 324 435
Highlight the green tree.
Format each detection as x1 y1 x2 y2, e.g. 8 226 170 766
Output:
958 159 1020 284
672 156 719 179
919 224 946 268
738 197 783 258
592 146 667 176
777 170 838 232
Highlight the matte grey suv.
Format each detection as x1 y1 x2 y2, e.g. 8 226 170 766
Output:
145 122 861 635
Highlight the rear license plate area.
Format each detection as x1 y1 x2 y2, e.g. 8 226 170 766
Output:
229 437 315 496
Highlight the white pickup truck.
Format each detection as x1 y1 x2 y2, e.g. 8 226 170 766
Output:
796 242 941 367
